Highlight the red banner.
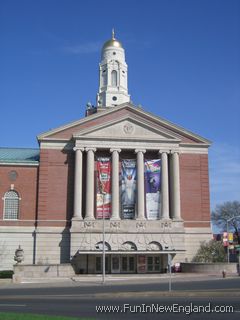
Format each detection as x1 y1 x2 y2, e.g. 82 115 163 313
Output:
96 157 111 219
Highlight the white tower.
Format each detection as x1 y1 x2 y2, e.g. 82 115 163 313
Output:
97 30 130 108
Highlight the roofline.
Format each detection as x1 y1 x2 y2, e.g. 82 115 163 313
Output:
37 103 211 145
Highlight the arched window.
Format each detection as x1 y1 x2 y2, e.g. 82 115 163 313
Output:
3 190 20 220
111 70 117 87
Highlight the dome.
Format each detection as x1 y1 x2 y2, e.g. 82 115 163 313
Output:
102 29 123 50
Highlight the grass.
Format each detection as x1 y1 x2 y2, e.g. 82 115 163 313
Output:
0 313 95 320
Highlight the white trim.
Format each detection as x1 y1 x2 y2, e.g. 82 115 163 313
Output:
179 147 209 154
40 142 73 150
76 250 184 255
75 138 180 150
0 162 39 166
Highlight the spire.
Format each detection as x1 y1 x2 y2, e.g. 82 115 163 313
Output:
112 28 115 40
97 32 130 108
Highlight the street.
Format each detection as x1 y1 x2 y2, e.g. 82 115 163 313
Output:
0 276 239 319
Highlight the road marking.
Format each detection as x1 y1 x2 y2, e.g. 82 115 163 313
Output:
0 304 26 307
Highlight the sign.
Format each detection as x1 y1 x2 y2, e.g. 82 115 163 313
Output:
235 245 240 251
96 157 111 219
144 159 161 219
121 159 137 219
223 232 228 247
228 233 233 242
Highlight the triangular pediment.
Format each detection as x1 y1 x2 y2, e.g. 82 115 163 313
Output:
74 117 179 141
38 103 211 145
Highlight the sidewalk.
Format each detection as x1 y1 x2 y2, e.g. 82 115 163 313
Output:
1 272 239 288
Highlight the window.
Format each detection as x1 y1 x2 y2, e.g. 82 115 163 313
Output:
111 70 117 87
3 190 20 220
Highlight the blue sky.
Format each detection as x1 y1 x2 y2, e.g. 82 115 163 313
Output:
0 0 239 215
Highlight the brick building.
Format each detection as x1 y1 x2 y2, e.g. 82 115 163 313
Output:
0 32 211 273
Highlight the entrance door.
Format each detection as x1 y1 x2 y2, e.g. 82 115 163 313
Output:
147 256 161 272
95 256 110 273
111 255 120 273
121 256 136 273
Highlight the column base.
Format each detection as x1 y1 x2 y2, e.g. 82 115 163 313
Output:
172 217 183 222
84 217 95 221
110 217 121 221
71 217 83 221
161 216 171 220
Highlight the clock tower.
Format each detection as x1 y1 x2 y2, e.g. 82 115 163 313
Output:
96 30 130 108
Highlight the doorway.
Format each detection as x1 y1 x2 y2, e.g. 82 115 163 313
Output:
95 256 110 273
121 256 136 273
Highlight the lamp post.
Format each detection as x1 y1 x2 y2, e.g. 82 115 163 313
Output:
227 215 240 264
102 190 106 284
168 253 172 292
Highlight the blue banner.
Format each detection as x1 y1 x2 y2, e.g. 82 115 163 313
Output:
121 159 137 219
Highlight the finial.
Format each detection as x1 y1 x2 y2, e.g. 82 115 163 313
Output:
112 28 115 39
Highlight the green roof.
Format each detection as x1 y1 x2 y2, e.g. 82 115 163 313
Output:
0 148 39 164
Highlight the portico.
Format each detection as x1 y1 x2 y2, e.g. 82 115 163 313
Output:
72 146 182 221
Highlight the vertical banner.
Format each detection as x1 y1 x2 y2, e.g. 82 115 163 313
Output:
121 159 137 219
144 159 161 219
96 157 111 219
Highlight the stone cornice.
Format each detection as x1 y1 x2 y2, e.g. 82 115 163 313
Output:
0 162 39 167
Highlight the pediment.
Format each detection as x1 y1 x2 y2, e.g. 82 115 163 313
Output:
74 118 179 141
38 103 211 145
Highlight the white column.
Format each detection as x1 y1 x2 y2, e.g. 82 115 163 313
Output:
110 148 121 220
160 151 170 219
85 148 96 220
73 148 84 219
171 151 181 220
135 149 146 220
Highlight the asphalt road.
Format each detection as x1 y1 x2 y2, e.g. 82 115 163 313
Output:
0 277 239 319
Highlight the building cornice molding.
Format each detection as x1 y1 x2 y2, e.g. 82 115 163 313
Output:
0 162 39 167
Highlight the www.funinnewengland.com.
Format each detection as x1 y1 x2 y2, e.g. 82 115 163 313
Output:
96 303 236 315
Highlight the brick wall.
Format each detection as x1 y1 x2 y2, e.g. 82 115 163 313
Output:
0 165 38 226
37 149 74 226
180 153 211 228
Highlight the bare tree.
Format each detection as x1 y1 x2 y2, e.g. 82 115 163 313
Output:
211 201 240 244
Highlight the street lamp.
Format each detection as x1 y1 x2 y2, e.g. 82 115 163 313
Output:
101 190 106 284
168 253 172 292
227 215 240 264
165 245 173 292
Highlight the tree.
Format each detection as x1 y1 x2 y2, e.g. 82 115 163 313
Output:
192 240 226 263
211 201 240 244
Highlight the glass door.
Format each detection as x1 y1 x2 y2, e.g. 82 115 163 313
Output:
111 255 120 273
121 256 136 273
147 256 161 272
95 256 110 273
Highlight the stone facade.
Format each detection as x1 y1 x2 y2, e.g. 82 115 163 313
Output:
0 33 212 273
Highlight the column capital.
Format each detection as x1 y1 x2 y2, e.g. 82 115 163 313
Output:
135 149 146 154
170 148 181 154
73 147 84 152
110 148 121 153
85 147 97 152
158 149 170 155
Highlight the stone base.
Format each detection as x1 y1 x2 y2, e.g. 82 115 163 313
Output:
13 263 75 283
